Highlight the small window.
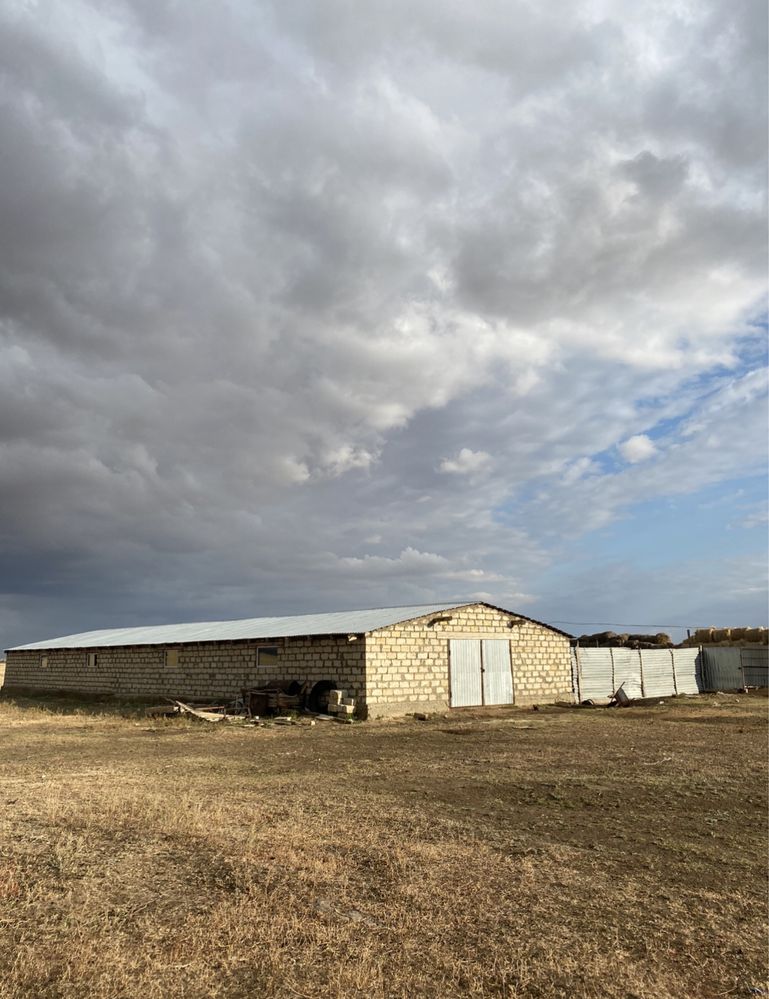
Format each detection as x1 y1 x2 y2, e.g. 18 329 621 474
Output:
257 646 279 667
40 655 48 669
165 648 179 668
87 652 98 668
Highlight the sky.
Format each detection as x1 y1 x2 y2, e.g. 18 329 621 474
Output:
1 0 767 650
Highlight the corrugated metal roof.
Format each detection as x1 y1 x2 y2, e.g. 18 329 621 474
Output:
9 602 481 650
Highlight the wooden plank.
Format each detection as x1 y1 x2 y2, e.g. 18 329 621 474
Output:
173 700 228 723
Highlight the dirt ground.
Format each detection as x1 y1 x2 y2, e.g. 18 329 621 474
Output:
0 690 766 999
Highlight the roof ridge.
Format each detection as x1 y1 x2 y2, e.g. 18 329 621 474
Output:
97 600 470 630
6 601 479 651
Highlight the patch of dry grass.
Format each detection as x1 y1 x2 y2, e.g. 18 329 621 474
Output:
0 692 766 998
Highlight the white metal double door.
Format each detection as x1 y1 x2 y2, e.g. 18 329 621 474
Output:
449 639 514 707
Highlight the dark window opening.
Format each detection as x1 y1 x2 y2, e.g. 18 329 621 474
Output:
257 646 279 667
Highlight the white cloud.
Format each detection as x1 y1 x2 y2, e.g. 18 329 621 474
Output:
318 445 377 478
561 457 600 484
439 448 492 475
619 434 658 463
336 548 449 576
732 507 769 530
278 456 311 484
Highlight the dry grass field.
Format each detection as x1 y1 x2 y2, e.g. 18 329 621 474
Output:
0 691 766 999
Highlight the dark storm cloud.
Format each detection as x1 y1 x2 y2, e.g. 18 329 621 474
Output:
0 0 766 647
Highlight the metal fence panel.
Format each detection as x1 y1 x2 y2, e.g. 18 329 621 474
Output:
741 647 769 687
671 648 702 695
612 648 643 699
576 648 614 700
573 644 760 701
701 648 743 691
640 650 677 697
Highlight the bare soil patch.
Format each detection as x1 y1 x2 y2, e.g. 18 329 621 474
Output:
0 691 766 998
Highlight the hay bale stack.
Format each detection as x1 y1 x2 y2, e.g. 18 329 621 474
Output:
681 626 768 647
575 631 619 646
576 631 672 649
626 633 670 646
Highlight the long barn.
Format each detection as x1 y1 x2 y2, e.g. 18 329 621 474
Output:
3 602 573 717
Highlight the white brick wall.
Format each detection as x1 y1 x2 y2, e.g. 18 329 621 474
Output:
4 636 365 702
365 604 572 717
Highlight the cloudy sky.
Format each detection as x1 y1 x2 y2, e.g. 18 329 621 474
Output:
1 0 767 649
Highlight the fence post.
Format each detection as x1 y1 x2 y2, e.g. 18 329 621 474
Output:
639 651 646 698
576 647 582 703
670 648 678 695
609 647 615 694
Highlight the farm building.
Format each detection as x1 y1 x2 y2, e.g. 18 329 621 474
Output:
3 602 572 717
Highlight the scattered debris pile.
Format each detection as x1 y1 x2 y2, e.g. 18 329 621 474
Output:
243 680 304 716
580 685 634 708
145 700 233 722
144 678 360 725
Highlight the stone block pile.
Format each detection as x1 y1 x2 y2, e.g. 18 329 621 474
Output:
324 688 356 717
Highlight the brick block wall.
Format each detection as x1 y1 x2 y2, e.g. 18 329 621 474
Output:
508 620 573 705
364 604 572 717
3 636 365 703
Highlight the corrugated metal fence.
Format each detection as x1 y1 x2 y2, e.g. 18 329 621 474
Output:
571 647 702 701
572 645 768 701
742 647 769 687
700 647 769 691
